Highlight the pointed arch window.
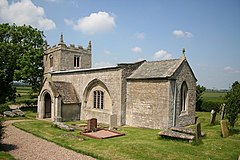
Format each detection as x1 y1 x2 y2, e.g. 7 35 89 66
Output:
93 90 104 109
180 81 188 112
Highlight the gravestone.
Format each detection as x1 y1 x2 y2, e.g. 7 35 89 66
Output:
210 110 217 125
220 104 225 120
109 114 117 130
87 118 97 131
195 122 201 141
220 120 229 138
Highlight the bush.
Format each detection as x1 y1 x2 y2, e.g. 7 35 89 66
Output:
0 104 10 114
201 101 222 112
0 119 3 144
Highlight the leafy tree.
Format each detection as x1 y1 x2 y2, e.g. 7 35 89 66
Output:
196 85 206 111
225 81 240 128
0 23 45 104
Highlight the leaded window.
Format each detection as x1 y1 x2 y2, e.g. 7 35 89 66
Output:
93 90 104 109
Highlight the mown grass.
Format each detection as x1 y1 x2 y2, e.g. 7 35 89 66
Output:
13 112 240 160
0 151 15 160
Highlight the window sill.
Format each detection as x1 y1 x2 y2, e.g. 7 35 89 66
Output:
179 111 188 117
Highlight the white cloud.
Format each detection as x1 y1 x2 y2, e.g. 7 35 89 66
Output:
0 0 56 30
172 30 193 38
153 50 172 60
136 32 145 39
224 66 240 73
65 11 116 34
131 47 142 53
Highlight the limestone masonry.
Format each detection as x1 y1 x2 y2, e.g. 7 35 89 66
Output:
37 34 197 129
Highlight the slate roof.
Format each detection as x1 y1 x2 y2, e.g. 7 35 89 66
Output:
53 81 79 104
128 57 184 79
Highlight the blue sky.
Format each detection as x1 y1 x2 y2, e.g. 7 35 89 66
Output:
0 0 240 89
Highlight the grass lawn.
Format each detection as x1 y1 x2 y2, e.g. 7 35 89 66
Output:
0 151 15 160
13 112 240 160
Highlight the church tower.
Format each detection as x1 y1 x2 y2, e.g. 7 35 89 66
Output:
43 34 92 74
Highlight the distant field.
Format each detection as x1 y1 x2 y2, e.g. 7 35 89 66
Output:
14 86 37 103
202 91 226 103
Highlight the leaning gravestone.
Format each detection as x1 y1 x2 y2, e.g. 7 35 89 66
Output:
220 120 229 138
210 109 217 125
87 118 97 131
195 122 202 142
109 114 117 130
220 104 225 120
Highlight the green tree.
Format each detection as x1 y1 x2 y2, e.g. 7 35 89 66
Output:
0 23 45 104
196 85 206 111
225 81 240 128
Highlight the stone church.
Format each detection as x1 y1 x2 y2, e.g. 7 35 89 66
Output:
37 34 197 129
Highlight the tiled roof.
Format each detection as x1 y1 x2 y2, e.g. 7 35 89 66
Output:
53 81 79 104
128 58 184 79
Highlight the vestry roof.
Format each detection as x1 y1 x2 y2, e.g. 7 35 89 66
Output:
53 81 79 104
128 56 185 79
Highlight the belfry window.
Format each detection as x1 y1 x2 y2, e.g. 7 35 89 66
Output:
93 90 104 109
74 55 80 68
180 81 188 112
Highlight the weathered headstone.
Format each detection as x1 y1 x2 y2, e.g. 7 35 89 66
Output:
195 116 198 124
195 122 202 141
109 114 117 130
87 118 97 131
220 120 229 138
220 104 225 120
210 109 217 125
53 122 74 131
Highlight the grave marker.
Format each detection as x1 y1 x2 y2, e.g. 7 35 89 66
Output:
220 104 225 120
220 120 229 138
210 110 217 125
87 118 97 131
109 114 117 130
195 122 202 142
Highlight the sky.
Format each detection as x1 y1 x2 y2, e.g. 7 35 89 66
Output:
0 0 240 89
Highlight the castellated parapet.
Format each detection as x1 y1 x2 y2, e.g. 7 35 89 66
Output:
44 34 92 74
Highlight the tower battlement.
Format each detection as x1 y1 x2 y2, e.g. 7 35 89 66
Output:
43 34 92 74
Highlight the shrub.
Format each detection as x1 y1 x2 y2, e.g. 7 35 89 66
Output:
201 101 222 112
225 81 240 128
0 119 3 144
0 104 10 114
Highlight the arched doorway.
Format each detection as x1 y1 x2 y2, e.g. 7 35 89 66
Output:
44 92 51 118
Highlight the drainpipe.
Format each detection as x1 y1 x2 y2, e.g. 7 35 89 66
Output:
173 79 177 127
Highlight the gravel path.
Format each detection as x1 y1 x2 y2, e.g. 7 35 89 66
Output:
2 120 95 160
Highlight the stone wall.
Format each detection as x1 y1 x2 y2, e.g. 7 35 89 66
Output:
51 67 124 125
126 79 170 129
170 61 196 127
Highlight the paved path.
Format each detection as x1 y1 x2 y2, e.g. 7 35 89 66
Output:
2 120 95 160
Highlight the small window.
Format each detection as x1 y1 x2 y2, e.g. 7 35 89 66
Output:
49 55 53 67
93 90 104 109
74 55 80 68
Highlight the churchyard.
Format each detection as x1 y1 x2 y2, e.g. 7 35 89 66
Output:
1 88 239 159
4 110 239 160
